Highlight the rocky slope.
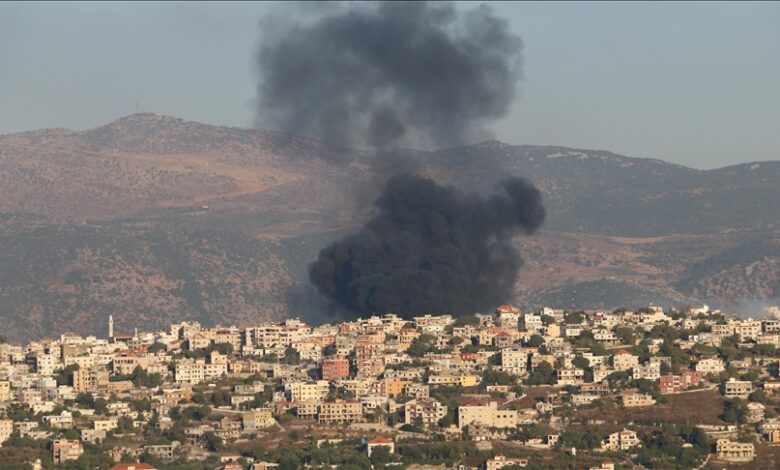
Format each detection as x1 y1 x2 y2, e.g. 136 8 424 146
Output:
0 114 777 341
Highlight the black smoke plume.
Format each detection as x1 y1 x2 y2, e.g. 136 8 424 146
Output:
256 1 523 151
255 2 545 319
309 174 545 317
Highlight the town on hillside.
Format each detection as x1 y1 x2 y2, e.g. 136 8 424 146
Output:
1 305 780 469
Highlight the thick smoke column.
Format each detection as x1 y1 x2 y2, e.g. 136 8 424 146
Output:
256 1 523 151
310 174 545 317
255 2 545 319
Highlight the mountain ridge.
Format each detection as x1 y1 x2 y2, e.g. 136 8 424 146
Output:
0 113 778 342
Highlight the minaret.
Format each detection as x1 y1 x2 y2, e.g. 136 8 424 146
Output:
108 315 114 339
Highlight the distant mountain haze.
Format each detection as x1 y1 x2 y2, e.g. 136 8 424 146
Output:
0 114 777 342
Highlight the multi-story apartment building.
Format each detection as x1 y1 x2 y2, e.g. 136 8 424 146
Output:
404 399 447 426
495 305 520 328
593 329 618 345
631 362 661 381
746 402 765 423
695 358 725 375
612 350 639 371
712 323 736 337
722 378 753 399
522 313 544 332
73 366 110 393
287 381 329 403
355 357 385 378
174 359 205 385
0 380 10 402
458 401 518 429
735 321 761 341
143 442 181 461
242 409 275 431
0 419 13 445
318 400 363 424
44 411 74 429
293 401 319 420
564 325 583 338
500 348 527 375
52 440 84 464
716 439 755 462
601 428 641 451
659 371 702 394
93 419 118 432
763 319 780 334
556 368 584 386
404 383 429 399
33 353 59 376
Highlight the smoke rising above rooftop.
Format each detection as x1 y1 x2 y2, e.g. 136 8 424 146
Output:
254 2 544 319
310 174 545 317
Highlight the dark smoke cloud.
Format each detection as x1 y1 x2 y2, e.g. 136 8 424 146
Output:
256 1 523 151
255 2 544 319
309 174 545 317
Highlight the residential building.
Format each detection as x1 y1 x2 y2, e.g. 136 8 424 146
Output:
612 350 639 371
601 429 641 451
620 394 655 408
722 378 753 399
142 442 181 461
486 454 528 470
51 440 84 464
0 419 13 444
581 382 610 395
458 401 518 429
659 371 702 394
716 439 755 462
556 368 584 386
174 359 205 385
288 381 329 403
746 402 765 423
631 362 661 381
318 400 363 424
73 366 109 393
404 399 447 426
321 358 350 381
242 409 275 431
696 358 725 375
500 348 527 375
0 380 10 402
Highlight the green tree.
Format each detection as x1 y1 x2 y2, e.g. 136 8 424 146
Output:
527 362 555 385
370 446 393 466
526 334 545 348
721 400 747 424
615 326 636 345
572 356 590 370
282 346 301 365
75 392 95 408
55 364 80 386
203 431 224 452
455 315 480 326
147 342 167 353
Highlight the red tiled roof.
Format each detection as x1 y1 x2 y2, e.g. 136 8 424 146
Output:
109 464 157 470
369 436 393 444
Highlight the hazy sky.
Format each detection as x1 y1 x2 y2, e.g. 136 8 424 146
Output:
1 1 778 169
